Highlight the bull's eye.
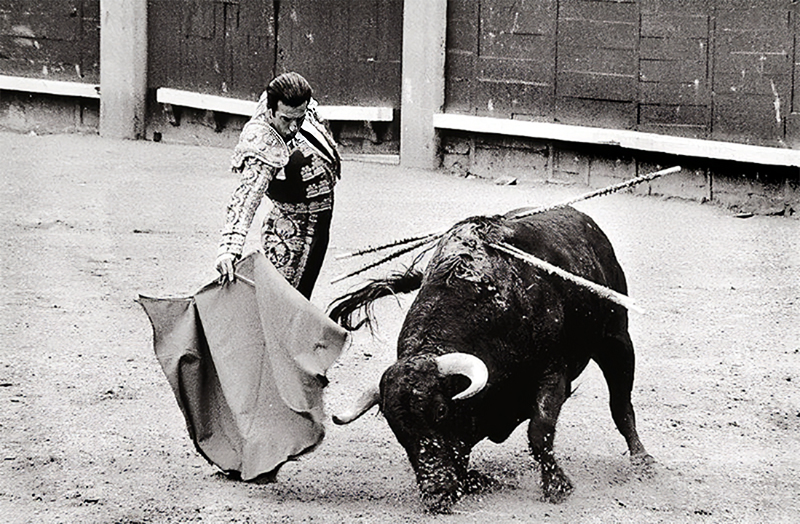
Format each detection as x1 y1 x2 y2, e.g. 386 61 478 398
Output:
434 402 448 423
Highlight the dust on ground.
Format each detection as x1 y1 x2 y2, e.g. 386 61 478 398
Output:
1 131 798 523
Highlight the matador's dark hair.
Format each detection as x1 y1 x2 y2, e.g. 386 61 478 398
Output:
267 72 312 111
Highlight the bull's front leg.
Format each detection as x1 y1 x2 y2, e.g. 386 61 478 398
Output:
527 371 573 503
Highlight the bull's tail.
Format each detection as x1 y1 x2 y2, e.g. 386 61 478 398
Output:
328 266 423 331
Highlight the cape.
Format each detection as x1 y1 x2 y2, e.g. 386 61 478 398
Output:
138 251 348 480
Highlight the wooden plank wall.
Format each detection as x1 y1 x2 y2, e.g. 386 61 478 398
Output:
446 0 800 148
557 0 638 128
0 0 99 83
147 0 401 107
639 0 711 137
148 0 276 101
2 0 798 150
446 0 558 118
712 0 793 144
276 0 402 107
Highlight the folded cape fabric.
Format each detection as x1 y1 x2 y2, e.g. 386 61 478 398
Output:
139 251 348 480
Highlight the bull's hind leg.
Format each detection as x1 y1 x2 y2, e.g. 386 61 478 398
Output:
527 371 573 503
593 333 654 468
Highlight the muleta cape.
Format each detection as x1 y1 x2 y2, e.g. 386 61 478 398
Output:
138 251 348 480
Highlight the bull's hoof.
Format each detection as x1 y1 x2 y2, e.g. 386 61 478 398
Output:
541 468 574 504
631 452 656 467
631 452 656 479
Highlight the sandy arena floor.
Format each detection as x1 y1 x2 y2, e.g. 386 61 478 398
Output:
1 131 798 523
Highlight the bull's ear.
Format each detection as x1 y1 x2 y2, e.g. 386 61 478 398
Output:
332 384 381 425
436 353 488 400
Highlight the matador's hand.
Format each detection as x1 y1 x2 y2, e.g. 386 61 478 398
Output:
215 253 237 283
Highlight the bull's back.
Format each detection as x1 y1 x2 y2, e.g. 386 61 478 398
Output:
399 207 627 367
505 206 626 295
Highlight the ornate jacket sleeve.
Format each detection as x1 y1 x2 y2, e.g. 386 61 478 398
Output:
217 157 276 258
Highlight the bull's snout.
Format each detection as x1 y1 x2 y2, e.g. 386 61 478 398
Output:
420 486 460 514
414 438 467 513
417 469 463 514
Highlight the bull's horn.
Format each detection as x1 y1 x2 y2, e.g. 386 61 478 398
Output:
436 353 489 400
332 384 381 425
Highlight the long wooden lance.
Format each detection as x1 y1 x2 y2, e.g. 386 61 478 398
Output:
506 165 681 220
488 242 644 313
335 229 444 260
335 165 681 262
330 235 436 284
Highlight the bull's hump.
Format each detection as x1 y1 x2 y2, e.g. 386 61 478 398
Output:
427 217 513 281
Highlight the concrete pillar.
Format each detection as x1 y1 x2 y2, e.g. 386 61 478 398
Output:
400 0 447 169
99 0 148 139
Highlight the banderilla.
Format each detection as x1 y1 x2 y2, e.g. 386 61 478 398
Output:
335 166 681 262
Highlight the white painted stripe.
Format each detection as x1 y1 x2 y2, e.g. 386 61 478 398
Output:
0 75 100 99
433 113 800 167
156 87 393 122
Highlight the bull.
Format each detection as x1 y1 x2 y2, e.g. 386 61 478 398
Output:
328 206 653 513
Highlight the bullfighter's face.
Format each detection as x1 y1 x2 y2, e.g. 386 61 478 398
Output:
268 100 307 142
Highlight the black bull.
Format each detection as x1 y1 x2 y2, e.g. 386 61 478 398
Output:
328 206 653 513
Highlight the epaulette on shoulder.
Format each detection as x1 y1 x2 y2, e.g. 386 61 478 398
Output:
231 120 289 170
